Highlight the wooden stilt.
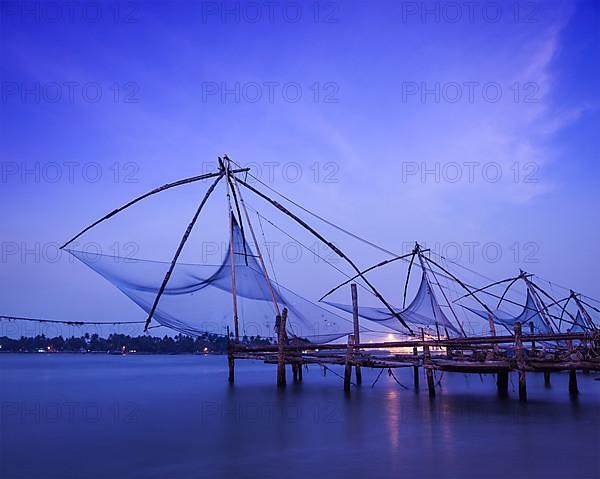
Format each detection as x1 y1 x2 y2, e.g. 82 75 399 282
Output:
544 371 551 387
344 334 354 392
530 321 535 349
351 284 362 385
277 308 288 387
518 370 527 401
497 370 508 396
292 364 299 382
298 363 303 382
423 344 435 397
569 370 578 396
566 339 578 396
228 351 235 384
227 326 235 383
514 322 527 401
413 346 420 390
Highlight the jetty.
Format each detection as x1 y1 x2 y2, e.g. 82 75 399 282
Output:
52 156 599 400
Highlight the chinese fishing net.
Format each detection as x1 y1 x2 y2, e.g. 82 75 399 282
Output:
67 217 368 343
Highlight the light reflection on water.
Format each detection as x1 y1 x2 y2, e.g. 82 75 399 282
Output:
0 354 598 479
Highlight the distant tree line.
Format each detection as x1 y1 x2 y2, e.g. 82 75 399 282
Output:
0 332 272 354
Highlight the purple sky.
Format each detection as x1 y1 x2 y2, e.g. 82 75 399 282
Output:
1 0 599 336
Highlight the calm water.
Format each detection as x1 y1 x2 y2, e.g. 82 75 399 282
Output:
1 354 599 479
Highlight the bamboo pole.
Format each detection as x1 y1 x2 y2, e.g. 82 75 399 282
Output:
223 161 240 342
236 178 414 334
319 251 416 302
523 276 558 333
351 283 362 385
418 248 467 338
60 168 248 250
234 331 594 353
231 175 281 317
402 248 417 308
143 173 224 331
572 290 597 331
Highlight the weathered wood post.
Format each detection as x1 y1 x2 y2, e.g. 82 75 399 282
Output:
544 371 551 386
292 364 299 382
298 363 303 382
351 284 362 385
496 370 509 397
514 322 527 401
529 321 535 349
567 339 578 396
227 326 235 383
569 370 579 395
277 308 288 387
423 343 435 398
344 334 354 392
413 346 420 390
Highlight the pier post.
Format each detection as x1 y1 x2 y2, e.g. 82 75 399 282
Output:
496 371 509 397
344 334 354 392
227 326 235 384
514 322 527 401
292 364 299 382
423 344 435 398
566 340 579 396
298 364 303 382
544 371 551 387
413 346 419 391
569 370 579 396
351 284 362 385
529 321 535 349
277 308 288 388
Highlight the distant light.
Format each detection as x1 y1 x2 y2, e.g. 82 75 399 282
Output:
203 347 208 353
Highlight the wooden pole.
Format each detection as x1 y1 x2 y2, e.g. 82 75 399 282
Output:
571 290 597 331
530 321 536 349
514 322 527 401
144 173 223 331
567 339 578 396
59 168 248 250
232 176 281 317
544 371 551 387
413 346 419 390
224 161 240 342
496 370 508 397
227 326 234 383
277 308 288 387
569 370 579 395
486 313 499 361
419 249 467 338
344 334 354 392
424 346 435 397
236 178 414 334
351 283 362 385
